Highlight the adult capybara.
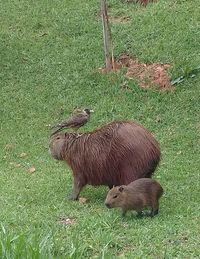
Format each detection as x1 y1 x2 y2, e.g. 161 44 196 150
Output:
105 178 163 217
49 120 161 200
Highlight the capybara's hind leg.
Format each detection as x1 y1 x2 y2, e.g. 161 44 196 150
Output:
121 208 128 217
68 177 83 201
148 197 160 217
149 200 159 217
149 208 159 217
136 210 144 219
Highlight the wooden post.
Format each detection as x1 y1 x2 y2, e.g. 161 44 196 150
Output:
100 0 113 71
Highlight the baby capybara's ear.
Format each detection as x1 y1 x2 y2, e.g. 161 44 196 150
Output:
118 186 124 192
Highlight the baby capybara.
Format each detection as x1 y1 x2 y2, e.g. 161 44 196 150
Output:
105 178 163 217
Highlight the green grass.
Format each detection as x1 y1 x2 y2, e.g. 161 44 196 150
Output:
1 0 200 257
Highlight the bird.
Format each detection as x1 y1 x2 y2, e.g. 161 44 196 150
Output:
50 107 94 135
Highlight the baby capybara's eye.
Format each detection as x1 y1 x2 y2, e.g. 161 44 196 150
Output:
113 195 118 199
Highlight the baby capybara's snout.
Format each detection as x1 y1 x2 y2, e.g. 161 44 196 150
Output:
105 202 111 209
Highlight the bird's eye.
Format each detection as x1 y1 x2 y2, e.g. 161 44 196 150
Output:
56 136 60 140
113 195 118 199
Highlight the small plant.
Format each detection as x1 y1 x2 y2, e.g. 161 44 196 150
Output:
171 65 200 85
0 225 54 258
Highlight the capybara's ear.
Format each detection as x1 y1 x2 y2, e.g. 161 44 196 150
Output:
118 186 124 192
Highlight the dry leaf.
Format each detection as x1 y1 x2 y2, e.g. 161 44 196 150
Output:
38 32 48 37
122 223 129 228
156 116 162 123
79 197 88 204
19 152 27 158
28 167 36 173
5 144 14 151
10 162 22 168
58 217 76 225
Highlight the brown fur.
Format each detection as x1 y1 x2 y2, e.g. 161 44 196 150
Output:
49 120 161 200
105 178 163 217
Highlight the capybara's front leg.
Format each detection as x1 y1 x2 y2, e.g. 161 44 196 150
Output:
136 211 144 219
149 208 159 217
121 208 128 217
68 177 83 201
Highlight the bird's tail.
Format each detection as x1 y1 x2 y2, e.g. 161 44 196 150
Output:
50 123 61 129
50 126 63 136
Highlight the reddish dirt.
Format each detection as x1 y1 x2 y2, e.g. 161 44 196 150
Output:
118 54 174 91
96 54 174 91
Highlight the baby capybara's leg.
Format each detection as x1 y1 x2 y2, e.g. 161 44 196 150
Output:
149 208 159 217
136 210 144 219
121 208 128 217
149 200 159 217
68 177 84 200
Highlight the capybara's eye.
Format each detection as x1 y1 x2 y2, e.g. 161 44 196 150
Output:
113 195 118 199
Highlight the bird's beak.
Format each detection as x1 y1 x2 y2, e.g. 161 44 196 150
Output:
90 110 94 113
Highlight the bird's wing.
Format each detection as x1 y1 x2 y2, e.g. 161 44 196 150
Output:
51 112 88 129
50 116 74 129
69 113 89 126
51 127 63 136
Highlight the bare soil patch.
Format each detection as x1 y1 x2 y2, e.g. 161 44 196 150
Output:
118 54 174 91
96 54 174 91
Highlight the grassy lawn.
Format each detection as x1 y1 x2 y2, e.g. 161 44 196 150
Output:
1 0 200 257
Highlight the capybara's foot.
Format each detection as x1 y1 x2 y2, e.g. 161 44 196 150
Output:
136 211 144 219
67 193 79 201
121 211 127 218
149 208 159 217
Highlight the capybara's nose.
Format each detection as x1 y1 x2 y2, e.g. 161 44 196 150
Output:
105 203 111 208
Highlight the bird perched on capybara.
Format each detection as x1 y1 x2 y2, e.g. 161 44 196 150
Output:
105 178 163 217
49 120 161 200
50 107 94 135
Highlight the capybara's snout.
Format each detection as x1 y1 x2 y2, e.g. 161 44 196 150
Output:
105 202 111 209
